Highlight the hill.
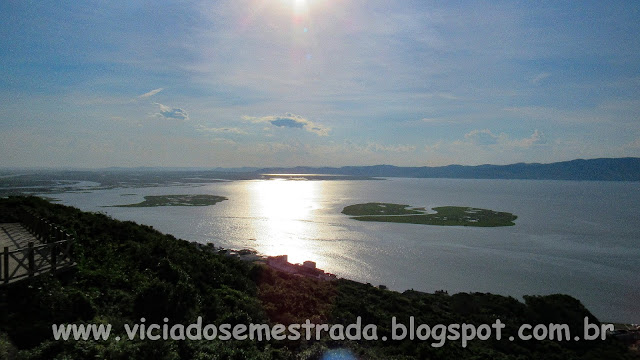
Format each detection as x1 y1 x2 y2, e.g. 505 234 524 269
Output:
260 157 640 181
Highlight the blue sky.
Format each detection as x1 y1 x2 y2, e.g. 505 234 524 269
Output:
1 0 639 168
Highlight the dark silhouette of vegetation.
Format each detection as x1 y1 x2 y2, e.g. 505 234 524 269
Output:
0 197 633 359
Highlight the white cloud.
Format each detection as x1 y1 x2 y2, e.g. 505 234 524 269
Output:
510 129 544 148
464 129 502 145
243 113 330 136
155 103 189 121
424 142 443 151
138 88 164 98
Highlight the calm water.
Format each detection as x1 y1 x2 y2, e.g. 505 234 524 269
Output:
48 178 640 323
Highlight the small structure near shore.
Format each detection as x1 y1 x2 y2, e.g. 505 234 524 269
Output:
193 244 337 281
267 255 336 281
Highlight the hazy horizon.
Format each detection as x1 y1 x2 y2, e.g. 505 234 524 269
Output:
1 156 639 172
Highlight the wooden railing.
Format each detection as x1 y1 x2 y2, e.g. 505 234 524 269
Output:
0 209 75 285
19 208 73 244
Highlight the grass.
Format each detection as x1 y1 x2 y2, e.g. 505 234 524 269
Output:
0 332 18 360
110 194 227 207
342 202 517 227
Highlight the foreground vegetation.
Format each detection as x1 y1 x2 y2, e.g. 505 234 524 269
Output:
111 195 228 207
0 197 632 359
343 203 518 227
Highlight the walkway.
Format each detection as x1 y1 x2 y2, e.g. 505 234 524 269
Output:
1 223 37 251
0 222 74 285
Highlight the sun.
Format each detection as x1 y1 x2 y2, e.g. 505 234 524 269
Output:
280 0 309 14
293 0 309 14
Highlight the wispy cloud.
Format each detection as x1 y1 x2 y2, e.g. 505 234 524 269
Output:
362 143 417 153
243 113 330 136
413 92 461 100
195 124 247 135
139 88 164 99
155 103 189 121
464 129 501 145
334 141 417 153
460 129 544 148
531 72 551 84
624 137 640 149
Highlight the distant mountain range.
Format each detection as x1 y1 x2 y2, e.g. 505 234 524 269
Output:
3 158 640 183
258 157 640 181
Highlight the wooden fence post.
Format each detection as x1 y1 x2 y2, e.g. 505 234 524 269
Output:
51 243 57 272
28 242 34 277
3 247 8 284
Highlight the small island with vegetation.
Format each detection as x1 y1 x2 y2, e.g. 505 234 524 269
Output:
111 194 227 207
342 202 517 227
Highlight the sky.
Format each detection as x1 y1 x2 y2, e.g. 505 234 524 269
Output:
1 0 639 168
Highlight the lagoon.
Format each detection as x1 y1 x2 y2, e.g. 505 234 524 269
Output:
45 178 640 323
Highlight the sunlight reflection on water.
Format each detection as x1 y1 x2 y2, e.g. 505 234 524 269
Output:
248 179 323 264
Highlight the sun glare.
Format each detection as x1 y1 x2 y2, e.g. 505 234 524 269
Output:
281 0 310 15
249 179 322 264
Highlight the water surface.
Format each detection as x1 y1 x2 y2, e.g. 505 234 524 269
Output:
48 178 640 323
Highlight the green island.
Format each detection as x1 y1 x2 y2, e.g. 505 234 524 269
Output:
111 194 227 207
342 202 517 227
0 197 632 359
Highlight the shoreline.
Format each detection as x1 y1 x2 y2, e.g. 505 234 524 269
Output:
191 242 639 326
